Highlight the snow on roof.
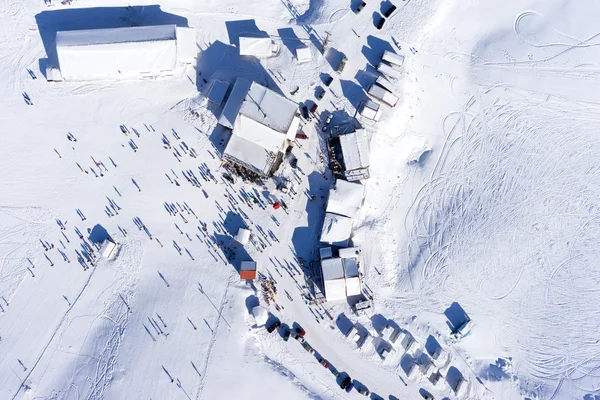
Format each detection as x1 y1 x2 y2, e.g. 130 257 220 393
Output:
338 247 361 259
219 78 253 129
368 84 399 107
321 257 344 281
45 66 63 82
99 240 117 259
382 50 405 66
296 46 312 63
252 306 268 326
175 27 196 64
285 116 301 141
345 276 362 296
326 179 364 218
223 126 277 176
56 25 176 47
324 279 347 302
319 247 333 260
208 80 230 105
239 81 298 133
376 75 397 94
320 213 353 246
235 227 251 245
339 130 370 173
219 78 298 133
239 37 277 57
360 100 383 121
377 62 402 80
343 258 359 278
56 25 178 80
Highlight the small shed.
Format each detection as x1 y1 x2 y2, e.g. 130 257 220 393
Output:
360 100 383 122
99 239 118 259
240 261 257 280
319 247 333 260
235 227 251 245
376 75 397 93
382 50 405 67
208 80 230 105
296 46 312 63
45 66 63 82
377 61 402 81
338 247 361 259
239 37 279 57
252 305 268 326
368 84 399 107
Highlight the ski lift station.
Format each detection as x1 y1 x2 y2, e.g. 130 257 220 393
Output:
320 180 365 246
51 25 196 81
219 78 301 177
238 37 279 57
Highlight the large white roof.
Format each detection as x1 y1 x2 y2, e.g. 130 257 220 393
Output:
219 78 298 133
223 128 277 176
345 276 362 297
324 279 347 302
320 213 353 246
321 257 344 281
56 25 182 81
326 179 364 218
339 130 370 174
239 37 277 57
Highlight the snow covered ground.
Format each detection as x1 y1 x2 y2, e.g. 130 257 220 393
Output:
1 0 600 399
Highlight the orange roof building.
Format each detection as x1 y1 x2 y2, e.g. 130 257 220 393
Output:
240 261 257 280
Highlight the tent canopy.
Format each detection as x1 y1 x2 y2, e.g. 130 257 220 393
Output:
235 227 251 245
252 306 268 326
326 180 365 218
320 213 353 246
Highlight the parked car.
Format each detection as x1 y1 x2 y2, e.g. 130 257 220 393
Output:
316 87 326 100
383 4 397 17
324 75 334 87
345 382 354 393
421 393 434 400
302 342 315 354
357 386 370 396
340 376 352 390
318 358 329 368
282 328 291 341
376 16 386 30
293 333 305 343
294 325 306 336
332 369 341 377
354 1 366 13
296 132 308 140
337 55 348 74
266 319 281 333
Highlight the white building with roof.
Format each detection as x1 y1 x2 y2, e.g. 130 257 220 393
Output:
239 37 279 57
219 78 300 177
338 129 371 181
320 180 365 246
320 247 363 301
53 25 196 81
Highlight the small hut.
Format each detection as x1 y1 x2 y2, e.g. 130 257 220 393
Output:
240 261 257 280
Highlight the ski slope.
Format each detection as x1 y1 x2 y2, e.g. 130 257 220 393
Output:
1 0 600 399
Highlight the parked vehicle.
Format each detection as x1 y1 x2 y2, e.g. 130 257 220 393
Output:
296 132 308 140
376 16 385 30
318 358 329 368
302 342 315 354
295 326 306 336
293 333 305 343
324 75 334 86
282 328 291 341
310 103 318 113
357 386 370 396
383 4 397 17
340 376 352 390
316 87 326 100
266 319 281 333
354 1 366 13
345 382 354 393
